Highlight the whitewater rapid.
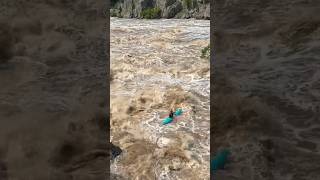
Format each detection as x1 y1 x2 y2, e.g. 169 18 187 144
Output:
110 17 210 180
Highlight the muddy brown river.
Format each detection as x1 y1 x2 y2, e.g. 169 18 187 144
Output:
110 17 210 180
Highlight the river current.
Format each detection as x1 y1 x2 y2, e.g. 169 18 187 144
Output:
110 17 210 180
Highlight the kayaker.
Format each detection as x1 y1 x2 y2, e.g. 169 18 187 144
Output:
169 109 174 118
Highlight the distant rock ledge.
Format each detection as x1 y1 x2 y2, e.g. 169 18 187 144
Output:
111 0 210 19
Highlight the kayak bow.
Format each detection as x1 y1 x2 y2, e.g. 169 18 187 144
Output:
162 108 183 125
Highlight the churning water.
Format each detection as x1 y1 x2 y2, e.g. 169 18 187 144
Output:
111 17 210 180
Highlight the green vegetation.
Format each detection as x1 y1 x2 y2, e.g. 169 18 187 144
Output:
140 7 161 19
201 44 210 59
110 9 118 17
184 0 192 9
110 6 122 18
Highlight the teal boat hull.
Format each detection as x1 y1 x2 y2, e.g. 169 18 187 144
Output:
162 117 173 125
174 109 183 116
162 109 183 125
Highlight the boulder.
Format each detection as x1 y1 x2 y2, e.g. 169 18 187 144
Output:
111 143 122 160
163 1 183 18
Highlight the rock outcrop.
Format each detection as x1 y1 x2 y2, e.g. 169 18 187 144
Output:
111 143 122 160
111 0 210 19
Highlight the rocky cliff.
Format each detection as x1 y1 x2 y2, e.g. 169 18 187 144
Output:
111 0 210 19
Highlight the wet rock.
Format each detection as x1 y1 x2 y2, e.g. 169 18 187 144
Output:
111 143 122 160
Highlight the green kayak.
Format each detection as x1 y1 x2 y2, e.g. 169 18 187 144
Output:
162 109 183 125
